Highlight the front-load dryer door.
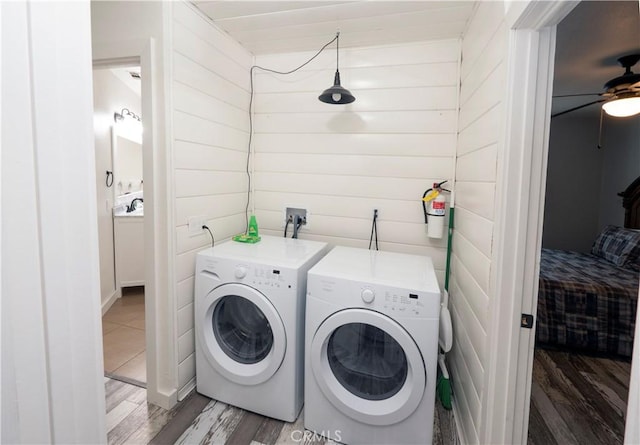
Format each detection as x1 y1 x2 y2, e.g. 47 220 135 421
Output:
310 308 426 426
199 282 286 385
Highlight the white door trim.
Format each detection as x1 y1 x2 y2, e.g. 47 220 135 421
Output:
483 1 578 444
93 36 176 409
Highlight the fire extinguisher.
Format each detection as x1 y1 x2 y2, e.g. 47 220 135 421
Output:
422 180 449 239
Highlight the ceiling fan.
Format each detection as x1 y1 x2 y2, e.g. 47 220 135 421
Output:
552 54 640 118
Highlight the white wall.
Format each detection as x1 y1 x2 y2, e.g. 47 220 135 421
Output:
542 114 640 252
598 117 640 229
542 114 604 252
448 2 507 443
252 39 460 282
2 1 106 442
170 2 253 396
93 68 142 308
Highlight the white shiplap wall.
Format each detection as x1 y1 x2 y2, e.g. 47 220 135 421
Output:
171 2 252 394
253 40 460 279
448 2 507 443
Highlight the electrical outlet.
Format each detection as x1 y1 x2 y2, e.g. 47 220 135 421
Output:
188 216 206 237
284 207 309 228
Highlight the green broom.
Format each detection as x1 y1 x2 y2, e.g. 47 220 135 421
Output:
437 195 454 410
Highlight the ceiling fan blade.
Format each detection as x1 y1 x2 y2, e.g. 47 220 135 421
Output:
553 93 602 98
551 99 606 118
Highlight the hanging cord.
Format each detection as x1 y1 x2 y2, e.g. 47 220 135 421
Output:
284 215 292 238
368 209 379 250
597 107 605 149
202 225 215 248
244 34 340 233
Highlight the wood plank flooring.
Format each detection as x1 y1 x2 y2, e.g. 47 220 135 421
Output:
106 348 631 444
106 377 457 445
528 348 631 445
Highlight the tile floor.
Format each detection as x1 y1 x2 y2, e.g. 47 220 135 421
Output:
102 287 146 384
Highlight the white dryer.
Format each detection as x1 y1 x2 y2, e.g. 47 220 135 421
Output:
195 235 327 422
305 246 441 444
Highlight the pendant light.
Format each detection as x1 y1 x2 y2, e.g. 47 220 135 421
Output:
318 32 355 105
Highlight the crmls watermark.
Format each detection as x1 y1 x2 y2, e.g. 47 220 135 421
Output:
290 429 342 442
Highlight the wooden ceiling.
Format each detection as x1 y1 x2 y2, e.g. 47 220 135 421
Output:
191 1 476 54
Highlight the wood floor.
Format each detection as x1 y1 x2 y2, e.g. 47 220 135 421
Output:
105 347 631 444
106 378 457 445
528 348 631 445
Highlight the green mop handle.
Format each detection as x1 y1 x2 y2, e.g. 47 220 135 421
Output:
444 195 454 293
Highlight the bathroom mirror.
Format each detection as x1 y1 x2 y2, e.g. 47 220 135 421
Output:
111 127 143 197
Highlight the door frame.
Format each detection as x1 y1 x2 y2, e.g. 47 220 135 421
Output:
482 2 579 443
93 37 176 409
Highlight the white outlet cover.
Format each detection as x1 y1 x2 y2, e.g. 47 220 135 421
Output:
188 216 205 236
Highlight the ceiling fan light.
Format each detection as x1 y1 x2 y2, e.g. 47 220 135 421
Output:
602 96 640 117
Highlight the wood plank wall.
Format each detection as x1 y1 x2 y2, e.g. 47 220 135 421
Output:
448 2 507 443
253 39 461 283
171 2 253 395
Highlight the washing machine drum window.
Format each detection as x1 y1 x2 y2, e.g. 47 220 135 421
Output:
213 295 273 364
327 323 407 400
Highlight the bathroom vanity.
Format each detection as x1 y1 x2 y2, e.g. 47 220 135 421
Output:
113 192 144 289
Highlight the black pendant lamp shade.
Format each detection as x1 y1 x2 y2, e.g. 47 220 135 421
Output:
319 33 355 104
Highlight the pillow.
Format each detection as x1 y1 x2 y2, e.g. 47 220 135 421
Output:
625 238 640 271
591 225 640 267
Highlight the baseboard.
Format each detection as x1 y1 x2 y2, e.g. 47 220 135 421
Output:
178 378 196 402
147 386 178 410
102 288 121 315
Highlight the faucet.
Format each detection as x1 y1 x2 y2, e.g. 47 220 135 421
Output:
127 198 144 213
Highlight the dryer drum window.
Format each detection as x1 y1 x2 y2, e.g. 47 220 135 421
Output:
213 295 273 364
327 323 408 401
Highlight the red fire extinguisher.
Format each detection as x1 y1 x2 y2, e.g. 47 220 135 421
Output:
422 180 449 239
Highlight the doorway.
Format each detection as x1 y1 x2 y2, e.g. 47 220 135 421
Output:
93 65 147 386
528 2 639 442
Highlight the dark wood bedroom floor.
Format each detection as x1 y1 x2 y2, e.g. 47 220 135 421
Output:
528 348 631 445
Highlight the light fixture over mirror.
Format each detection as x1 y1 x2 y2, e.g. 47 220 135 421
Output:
318 32 355 105
113 108 142 144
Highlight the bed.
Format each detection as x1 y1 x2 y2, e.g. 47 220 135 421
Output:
536 177 640 357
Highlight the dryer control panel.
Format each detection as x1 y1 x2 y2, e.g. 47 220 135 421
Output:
381 289 427 316
236 264 294 291
309 276 440 319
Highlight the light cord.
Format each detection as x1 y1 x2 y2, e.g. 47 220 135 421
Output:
243 34 340 233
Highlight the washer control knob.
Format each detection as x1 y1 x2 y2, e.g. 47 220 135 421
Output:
234 266 247 279
361 288 375 304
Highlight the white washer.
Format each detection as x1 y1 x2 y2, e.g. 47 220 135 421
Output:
305 246 441 444
195 235 327 422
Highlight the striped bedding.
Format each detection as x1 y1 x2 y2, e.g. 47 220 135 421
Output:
536 248 640 357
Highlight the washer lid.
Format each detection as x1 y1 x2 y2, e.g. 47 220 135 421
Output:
198 235 327 269
310 308 426 426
